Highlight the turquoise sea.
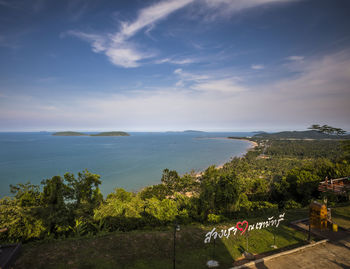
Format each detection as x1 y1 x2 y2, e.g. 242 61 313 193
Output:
0 132 253 197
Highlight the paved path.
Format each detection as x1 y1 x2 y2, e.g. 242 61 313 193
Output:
242 225 350 269
245 241 350 269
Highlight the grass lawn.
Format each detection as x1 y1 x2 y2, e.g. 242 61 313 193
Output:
332 203 350 229
14 209 310 269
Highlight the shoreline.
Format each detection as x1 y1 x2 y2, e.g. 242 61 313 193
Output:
194 137 257 178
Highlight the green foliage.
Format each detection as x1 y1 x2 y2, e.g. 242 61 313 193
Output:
341 140 350 161
264 140 344 160
308 124 346 135
286 169 320 204
0 197 45 242
161 168 180 192
1 136 350 243
1 170 104 242
145 198 178 224
139 184 169 200
207 213 222 223
40 176 71 235
284 200 302 209
64 170 103 220
199 166 241 216
10 182 41 207
94 188 144 231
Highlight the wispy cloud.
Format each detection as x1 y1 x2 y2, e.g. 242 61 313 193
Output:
251 64 264 70
197 0 300 20
173 68 246 94
155 57 195 65
65 0 194 68
111 0 193 42
286 55 304 61
3 49 348 131
63 0 302 68
62 31 106 53
191 78 247 94
173 68 209 87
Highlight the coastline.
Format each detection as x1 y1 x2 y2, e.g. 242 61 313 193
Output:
194 137 257 178
0 133 258 197
239 138 258 149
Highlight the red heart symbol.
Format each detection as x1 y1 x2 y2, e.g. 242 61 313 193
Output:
236 220 248 235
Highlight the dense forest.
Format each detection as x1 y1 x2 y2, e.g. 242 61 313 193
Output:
1 134 350 243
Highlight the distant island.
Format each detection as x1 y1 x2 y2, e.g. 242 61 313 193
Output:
166 130 206 133
52 131 87 136
228 130 350 140
183 130 205 133
90 131 130 136
252 131 267 134
52 131 130 137
252 130 350 140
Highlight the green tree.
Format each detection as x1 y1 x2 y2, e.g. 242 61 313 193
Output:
161 168 180 192
199 166 241 216
1 183 45 241
64 170 103 220
308 124 346 135
94 188 144 231
41 175 72 235
144 198 178 224
139 184 169 200
9 182 41 207
286 169 320 204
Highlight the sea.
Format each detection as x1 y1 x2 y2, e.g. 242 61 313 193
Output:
0 132 254 197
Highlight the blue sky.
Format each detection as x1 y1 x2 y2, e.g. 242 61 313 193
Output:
0 0 349 132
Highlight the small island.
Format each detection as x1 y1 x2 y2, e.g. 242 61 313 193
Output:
52 131 130 136
52 131 87 136
90 131 130 136
183 130 205 133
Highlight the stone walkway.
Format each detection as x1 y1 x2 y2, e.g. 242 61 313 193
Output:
242 226 350 269
245 241 350 269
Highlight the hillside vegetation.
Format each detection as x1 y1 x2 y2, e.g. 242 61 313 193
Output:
90 131 130 136
1 132 349 244
52 131 86 136
253 130 350 140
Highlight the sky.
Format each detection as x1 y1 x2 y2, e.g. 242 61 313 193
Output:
0 0 349 132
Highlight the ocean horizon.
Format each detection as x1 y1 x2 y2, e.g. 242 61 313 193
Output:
0 132 253 197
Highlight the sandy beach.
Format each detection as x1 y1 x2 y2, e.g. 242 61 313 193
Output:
195 137 258 177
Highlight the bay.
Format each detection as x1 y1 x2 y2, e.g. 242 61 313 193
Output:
0 132 253 197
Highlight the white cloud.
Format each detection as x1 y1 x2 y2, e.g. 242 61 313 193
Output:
65 0 194 68
173 68 210 88
173 68 246 94
198 0 299 20
2 50 349 131
64 0 302 68
251 64 264 70
64 31 106 52
192 78 247 94
105 46 152 68
111 0 194 42
287 55 304 61
155 57 195 65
